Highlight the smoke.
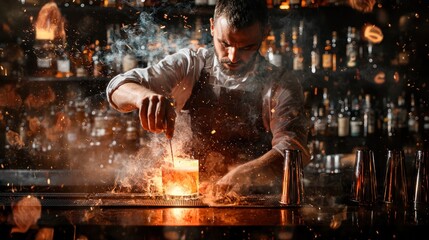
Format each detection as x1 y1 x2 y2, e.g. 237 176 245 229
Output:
113 110 194 194
104 2 208 68
97 3 207 194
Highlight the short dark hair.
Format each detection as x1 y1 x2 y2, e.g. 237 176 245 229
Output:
214 0 269 31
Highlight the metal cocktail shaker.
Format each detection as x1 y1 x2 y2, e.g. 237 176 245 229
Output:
280 149 305 206
350 148 378 205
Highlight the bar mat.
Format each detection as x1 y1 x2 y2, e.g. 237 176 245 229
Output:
0 192 205 207
0 192 283 208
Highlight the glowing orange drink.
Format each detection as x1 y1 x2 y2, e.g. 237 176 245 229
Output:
162 158 199 199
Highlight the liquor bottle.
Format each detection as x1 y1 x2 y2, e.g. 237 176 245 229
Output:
362 94 375 137
81 43 95 76
92 40 104 77
208 0 216 6
337 98 350 137
406 93 421 147
70 47 88 77
33 39 57 77
104 25 121 78
350 97 363 137
290 0 302 9
124 119 139 153
65 100 80 149
385 98 396 137
279 31 293 70
84 0 103 6
292 26 304 71
310 34 320 74
314 105 327 137
326 101 338 137
104 0 116 7
395 94 408 138
322 87 330 110
346 26 359 69
0 46 10 76
122 50 138 72
56 43 72 78
195 0 208 6
266 31 282 67
420 98 429 147
322 39 333 72
310 105 318 138
331 31 338 72
327 0 341 6
408 93 419 135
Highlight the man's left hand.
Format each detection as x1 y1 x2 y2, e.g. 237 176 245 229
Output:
215 159 282 196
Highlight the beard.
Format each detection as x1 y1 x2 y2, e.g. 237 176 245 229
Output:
216 52 258 77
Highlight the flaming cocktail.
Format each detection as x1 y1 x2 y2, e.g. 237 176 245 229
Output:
162 158 199 199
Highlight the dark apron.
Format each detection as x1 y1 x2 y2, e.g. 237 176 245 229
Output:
183 69 272 176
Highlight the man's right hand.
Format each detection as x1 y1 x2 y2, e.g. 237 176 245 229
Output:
137 93 176 139
111 82 176 139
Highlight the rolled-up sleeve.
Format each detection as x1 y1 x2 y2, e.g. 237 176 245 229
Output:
106 48 207 112
265 71 311 164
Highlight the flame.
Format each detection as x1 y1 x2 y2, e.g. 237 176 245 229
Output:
162 158 199 197
165 185 188 196
34 2 65 41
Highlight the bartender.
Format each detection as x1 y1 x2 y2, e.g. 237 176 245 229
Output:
106 0 310 196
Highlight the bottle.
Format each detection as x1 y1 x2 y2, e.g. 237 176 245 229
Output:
208 0 216 6
104 0 116 7
310 105 318 138
420 98 429 147
350 97 363 137
279 31 293 70
407 93 421 146
56 43 72 78
322 39 333 72
290 0 302 9
65 100 80 148
81 43 95 77
310 34 320 74
337 99 350 137
362 94 376 137
124 119 139 153
0 46 11 76
292 26 304 71
0 110 7 160
346 26 359 69
33 39 57 77
408 93 419 135
327 0 341 6
396 94 408 138
92 40 104 77
194 0 208 5
314 105 327 137
326 101 338 137
385 98 396 137
70 47 88 77
85 0 104 6
122 51 138 72
266 31 282 67
331 31 338 72
104 25 121 78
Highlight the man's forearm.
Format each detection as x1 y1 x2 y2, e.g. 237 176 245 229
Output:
256 149 284 176
110 82 150 112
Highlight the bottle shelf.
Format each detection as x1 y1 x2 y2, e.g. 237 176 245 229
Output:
0 75 110 83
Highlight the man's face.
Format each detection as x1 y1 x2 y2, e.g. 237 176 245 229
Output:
210 16 267 76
